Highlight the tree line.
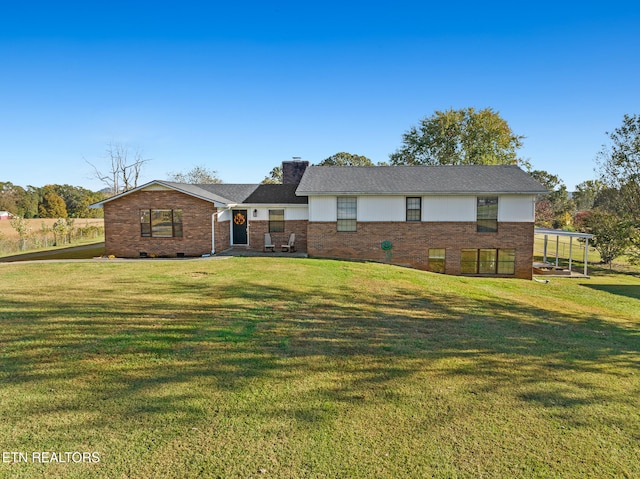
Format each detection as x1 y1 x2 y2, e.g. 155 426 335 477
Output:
0 183 106 219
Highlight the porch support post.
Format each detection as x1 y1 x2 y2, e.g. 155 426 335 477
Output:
543 235 548 263
555 235 559 268
211 212 216 254
584 238 589 277
569 237 573 273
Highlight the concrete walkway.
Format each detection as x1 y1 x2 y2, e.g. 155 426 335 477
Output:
215 247 308 258
0 242 105 263
0 243 307 264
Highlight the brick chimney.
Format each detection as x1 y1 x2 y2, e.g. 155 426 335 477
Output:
282 159 309 185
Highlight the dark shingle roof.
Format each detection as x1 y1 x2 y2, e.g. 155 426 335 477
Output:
243 184 308 204
195 183 262 203
296 165 548 195
163 182 306 205
159 181 242 204
93 165 544 209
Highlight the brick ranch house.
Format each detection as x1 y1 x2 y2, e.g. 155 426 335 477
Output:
94 161 547 279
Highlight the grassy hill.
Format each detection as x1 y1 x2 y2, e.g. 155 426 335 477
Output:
1 257 638 478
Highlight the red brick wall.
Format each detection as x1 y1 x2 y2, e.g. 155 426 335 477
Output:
246 220 308 252
104 189 216 257
104 190 534 279
214 214 230 254
307 222 535 279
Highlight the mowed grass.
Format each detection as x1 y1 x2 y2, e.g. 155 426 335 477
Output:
0 258 639 478
0 242 105 262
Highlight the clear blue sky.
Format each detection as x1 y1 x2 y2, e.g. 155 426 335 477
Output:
1 1 639 191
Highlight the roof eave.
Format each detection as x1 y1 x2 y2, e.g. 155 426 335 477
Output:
236 202 309 207
89 180 231 208
298 190 547 196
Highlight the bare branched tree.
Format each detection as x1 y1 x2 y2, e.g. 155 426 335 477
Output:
87 142 151 195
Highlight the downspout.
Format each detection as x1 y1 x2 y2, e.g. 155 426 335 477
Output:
569 236 573 274
211 212 215 255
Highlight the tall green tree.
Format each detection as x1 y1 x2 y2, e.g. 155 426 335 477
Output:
0 182 25 214
573 180 604 212
262 166 283 184
529 170 573 228
38 189 68 218
390 107 525 166
584 209 633 269
596 113 640 222
18 186 39 218
594 114 640 264
261 154 376 184
317 152 374 166
79 191 107 218
50 184 105 217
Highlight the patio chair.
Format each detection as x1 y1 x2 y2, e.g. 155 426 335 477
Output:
263 233 276 252
281 233 296 252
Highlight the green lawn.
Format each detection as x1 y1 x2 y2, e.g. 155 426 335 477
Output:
1 258 639 478
0 240 105 261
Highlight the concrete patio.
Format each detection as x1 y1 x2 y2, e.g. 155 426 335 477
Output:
215 247 308 258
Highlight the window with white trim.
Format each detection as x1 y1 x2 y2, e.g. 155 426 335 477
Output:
337 197 357 232
477 197 498 232
269 209 284 233
406 197 421 222
140 209 183 238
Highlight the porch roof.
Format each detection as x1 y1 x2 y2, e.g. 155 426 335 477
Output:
534 228 593 239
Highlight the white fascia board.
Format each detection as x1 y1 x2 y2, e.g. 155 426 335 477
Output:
90 180 229 208
234 203 308 208
298 191 542 196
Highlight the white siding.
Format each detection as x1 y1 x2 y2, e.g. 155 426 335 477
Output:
423 196 476 221
218 209 232 221
285 207 309 220
498 195 536 222
359 196 405 221
308 194 536 223
141 184 172 191
250 208 268 221
230 206 309 221
309 196 337 221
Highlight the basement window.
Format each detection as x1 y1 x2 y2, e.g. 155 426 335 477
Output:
428 248 446 273
461 248 515 275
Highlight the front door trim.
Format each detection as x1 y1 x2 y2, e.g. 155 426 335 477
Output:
231 209 248 245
